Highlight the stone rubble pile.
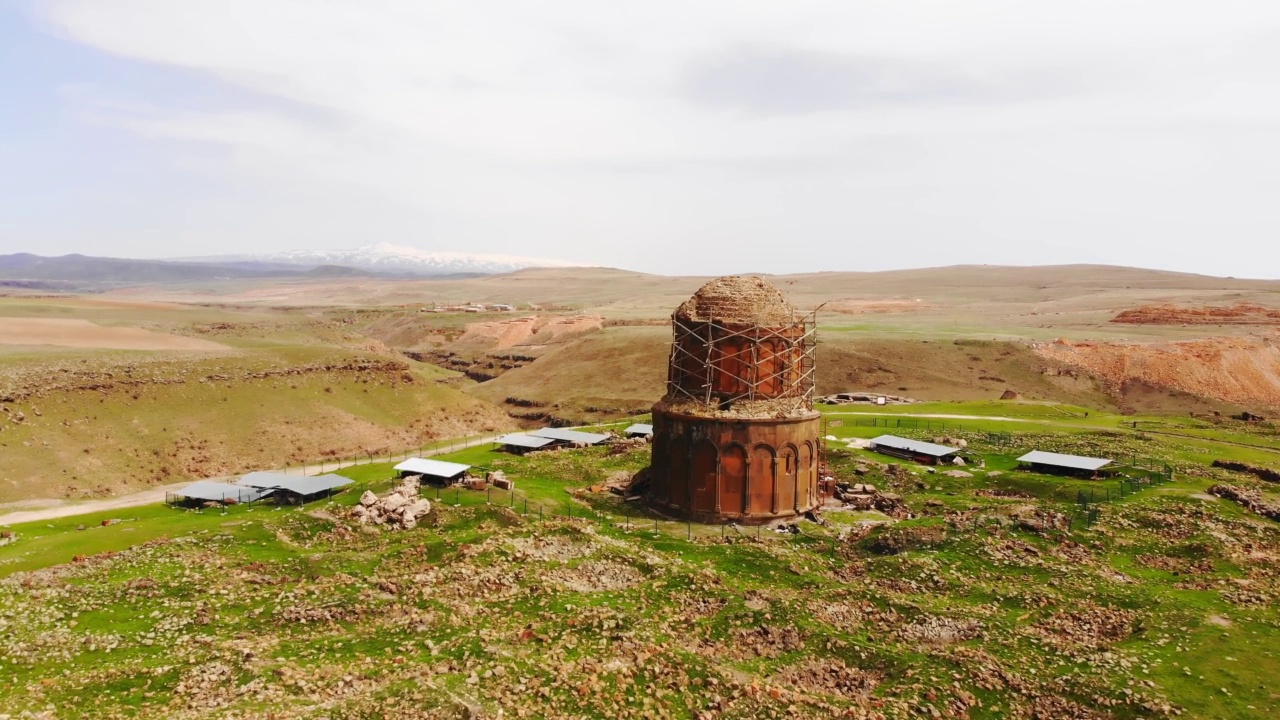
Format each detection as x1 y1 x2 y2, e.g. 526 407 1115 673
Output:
1209 484 1280 521
351 478 433 529
487 470 514 490
608 436 649 454
833 481 907 517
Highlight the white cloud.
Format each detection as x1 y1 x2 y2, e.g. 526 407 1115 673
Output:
24 0 1280 275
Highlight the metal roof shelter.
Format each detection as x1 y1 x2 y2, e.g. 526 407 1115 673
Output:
173 481 270 504
394 457 471 482
868 435 960 465
237 472 353 497
624 423 654 437
496 433 557 451
529 428 611 445
1018 451 1113 475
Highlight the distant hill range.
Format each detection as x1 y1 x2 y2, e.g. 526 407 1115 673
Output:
177 242 585 276
0 244 581 289
0 253 325 289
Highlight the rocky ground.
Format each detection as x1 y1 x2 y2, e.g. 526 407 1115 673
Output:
1 428 1279 719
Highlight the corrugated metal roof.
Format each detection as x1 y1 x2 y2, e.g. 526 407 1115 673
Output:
178 481 270 503
624 424 654 436
394 457 471 478
530 428 610 445
497 433 557 449
869 435 959 458
1017 451 1112 472
237 472 353 495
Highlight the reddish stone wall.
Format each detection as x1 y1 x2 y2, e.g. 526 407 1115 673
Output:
669 322 807 402
649 407 821 523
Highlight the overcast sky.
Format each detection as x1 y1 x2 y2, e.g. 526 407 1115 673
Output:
2 1 1278 277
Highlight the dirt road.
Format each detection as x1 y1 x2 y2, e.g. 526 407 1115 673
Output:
823 411 1050 423
0 433 506 526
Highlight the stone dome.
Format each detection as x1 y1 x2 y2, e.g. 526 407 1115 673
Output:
674 276 796 326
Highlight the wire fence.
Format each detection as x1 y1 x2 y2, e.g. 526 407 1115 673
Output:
1071 463 1175 528
837 416 973 432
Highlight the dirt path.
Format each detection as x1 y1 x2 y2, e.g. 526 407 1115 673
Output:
1136 429 1280 456
0 434 505 526
826 411 1280 457
823 411 1052 423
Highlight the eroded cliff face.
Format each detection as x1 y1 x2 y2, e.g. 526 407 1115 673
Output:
1035 334 1280 410
1111 302 1280 326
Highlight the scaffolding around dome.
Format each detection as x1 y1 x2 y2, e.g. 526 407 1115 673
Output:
665 311 817 418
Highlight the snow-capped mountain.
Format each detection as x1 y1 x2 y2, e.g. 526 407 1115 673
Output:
182 243 587 276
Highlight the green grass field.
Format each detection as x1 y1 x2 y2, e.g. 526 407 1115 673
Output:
2 402 1278 718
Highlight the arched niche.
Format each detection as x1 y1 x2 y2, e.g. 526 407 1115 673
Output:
691 439 718 513
720 443 748 514
778 444 798 513
665 436 688 509
748 444 776 515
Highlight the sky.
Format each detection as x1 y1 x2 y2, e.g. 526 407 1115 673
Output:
1 0 1279 277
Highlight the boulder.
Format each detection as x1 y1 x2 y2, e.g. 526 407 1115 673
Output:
352 488 433 529
359 491 378 507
